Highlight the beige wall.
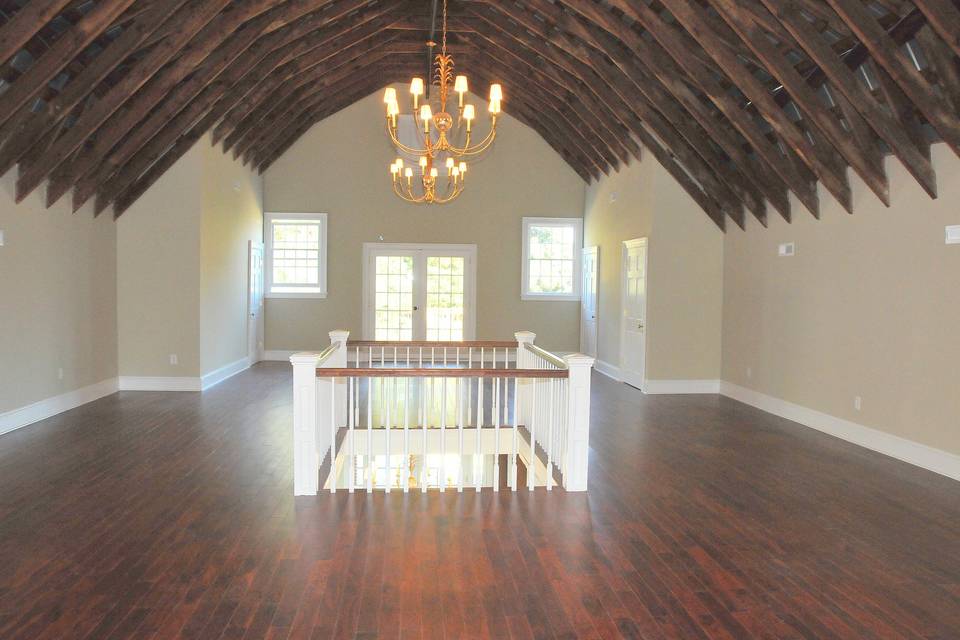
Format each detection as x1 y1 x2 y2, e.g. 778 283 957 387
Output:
722 143 960 455
200 141 263 374
118 143 203 377
118 136 262 379
0 172 118 414
584 152 724 381
262 88 585 353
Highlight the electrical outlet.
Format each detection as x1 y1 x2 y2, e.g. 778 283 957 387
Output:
0 229 5 246
169 354 178 365
854 396 862 411
746 367 752 379
57 368 64 380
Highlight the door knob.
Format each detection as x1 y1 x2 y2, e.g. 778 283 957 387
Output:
638 322 644 329
413 306 419 311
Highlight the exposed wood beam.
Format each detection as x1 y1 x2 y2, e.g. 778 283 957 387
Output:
826 0 960 157
515 0 768 223
762 0 938 199
663 0 853 213
708 0 889 207
74 1 399 211
0 0 137 129
14 0 235 203
467 6 643 165
44 0 301 207
0 0 73 67
605 0 819 217
0 0 191 177
912 0 960 58
459 28 627 170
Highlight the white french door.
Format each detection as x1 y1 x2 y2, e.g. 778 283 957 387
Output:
363 243 477 341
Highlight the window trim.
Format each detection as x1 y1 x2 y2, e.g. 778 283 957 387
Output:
521 216 583 301
264 212 328 299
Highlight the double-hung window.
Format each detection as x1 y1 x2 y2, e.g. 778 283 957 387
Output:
265 212 327 298
521 217 583 301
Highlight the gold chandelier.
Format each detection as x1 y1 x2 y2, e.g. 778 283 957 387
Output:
383 0 502 204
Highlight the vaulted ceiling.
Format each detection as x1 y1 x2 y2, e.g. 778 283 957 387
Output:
1 0 958 229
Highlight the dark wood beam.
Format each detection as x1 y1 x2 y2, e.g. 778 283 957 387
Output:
912 0 960 59
708 0 890 207
221 25 404 154
466 6 644 165
0 0 73 67
826 0 960 157
514 0 768 223
473 3 732 227
761 0 938 199
663 0 853 213
0 0 137 129
0 0 191 177
915 24 960 116
459 28 627 170
604 0 820 217
73 1 399 210
14 0 235 203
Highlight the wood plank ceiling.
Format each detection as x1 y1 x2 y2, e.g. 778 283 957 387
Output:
0 0 958 228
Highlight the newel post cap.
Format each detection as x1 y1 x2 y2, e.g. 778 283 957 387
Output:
563 353 595 367
514 331 536 343
290 352 322 365
329 329 350 343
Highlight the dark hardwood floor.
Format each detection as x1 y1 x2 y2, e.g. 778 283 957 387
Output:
1 363 958 639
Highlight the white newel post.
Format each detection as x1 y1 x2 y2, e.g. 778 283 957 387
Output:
291 330 349 496
514 331 536 430
291 352 321 496
563 353 595 491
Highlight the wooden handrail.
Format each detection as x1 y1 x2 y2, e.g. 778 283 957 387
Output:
316 367 568 379
346 340 517 348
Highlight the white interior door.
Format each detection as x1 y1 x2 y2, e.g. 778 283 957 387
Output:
620 238 647 390
364 244 476 341
247 240 265 365
580 246 598 357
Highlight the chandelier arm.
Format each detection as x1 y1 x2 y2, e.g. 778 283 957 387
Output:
446 127 497 157
386 123 431 157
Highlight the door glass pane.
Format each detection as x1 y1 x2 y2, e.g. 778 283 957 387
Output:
425 256 465 341
374 255 414 340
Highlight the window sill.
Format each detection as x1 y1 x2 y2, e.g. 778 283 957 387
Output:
521 293 580 302
266 291 328 300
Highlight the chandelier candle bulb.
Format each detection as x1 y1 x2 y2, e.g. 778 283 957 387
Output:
384 87 397 104
489 84 503 102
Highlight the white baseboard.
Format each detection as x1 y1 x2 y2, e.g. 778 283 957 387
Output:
645 379 721 394
201 357 250 391
118 376 202 392
720 381 960 482
594 359 621 381
263 349 297 361
0 378 119 437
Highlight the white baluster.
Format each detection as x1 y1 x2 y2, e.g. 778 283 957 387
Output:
385 376 391 493
492 376 500 492
349 376 355 493
457 376 464 492
404 377 410 493
329 376 337 493
512 376 519 491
